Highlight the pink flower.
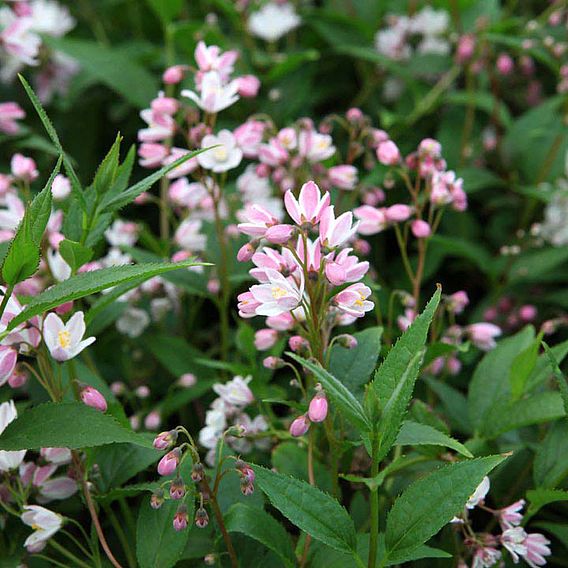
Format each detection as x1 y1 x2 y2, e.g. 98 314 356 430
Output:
43 312 96 362
472 546 501 568
0 346 17 387
265 223 295 244
496 53 514 75
258 138 289 166
162 64 187 84
51 175 71 200
234 120 265 158
328 165 358 190
0 102 25 135
254 329 278 350
198 130 243 173
289 415 310 437
284 180 330 226
411 219 431 238
377 140 401 165
308 392 328 422
325 248 369 286
249 269 304 317
354 205 387 235
523 532 551 567
319 206 359 248
467 323 501 351
298 129 335 162
178 373 197 387
194 41 238 77
447 291 469 314
11 153 38 182
237 291 261 318
238 203 279 238
333 283 373 318
498 499 525 530
385 204 412 223
237 75 260 97
163 148 199 179
182 71 239 114
80 386 107 412
138 143 168 168
157 448 180 476
250 248 297 282
501 527 528 563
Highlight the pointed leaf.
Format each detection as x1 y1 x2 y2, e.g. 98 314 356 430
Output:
93 133 121 195
396 420 473 458
59 239 93 273
543 341 568 416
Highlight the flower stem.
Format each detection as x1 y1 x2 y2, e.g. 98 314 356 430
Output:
368 433 380 568
0 285 14 321
49 539 93 568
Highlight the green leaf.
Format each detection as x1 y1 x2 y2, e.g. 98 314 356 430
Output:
254 465 357 553
2 157 60 285
543 341 568 416
396 421 473 458
93 133 121 195
425 377 472 435
370 287 441 460
468 326 535 431
4 260 203 332
526 339 568 392
508 248 568 284
526 489 568 523
136 495 192 568
225 503 296 567
58 239 93 273
0 402 150 450
145 0 183 23
510 333 543 400
384 455 507 559
329 327 382 400
287 353 372 433
18 75 84 207
44 38 158 109
534 421 568 489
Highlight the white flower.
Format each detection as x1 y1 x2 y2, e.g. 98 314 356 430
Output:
417 35 450 56
104 219 139 247
541 186 568 246
43 312 95 362
47 248 71 281
248 2 301 42
29 0 75 37
466 476 490 509
249 269 304 317
213 375 254 407
181 71 239 114
21 505 62 551
410 6 449 36
0 400 26 471
101 247 132 268
174 218 207 252
198 130 243 173
116 307 150 338
298 130 336 162
0 193 24 231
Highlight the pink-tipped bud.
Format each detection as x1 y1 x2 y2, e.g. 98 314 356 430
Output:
335 334 357 349
496 53 514 76
289 415 310 437
254 328 278 350
237 75 261 97
263 356 285 369
195 507 209 528
170 477 186 500
237 242 256 262
0 346 17 384
80 386 107 412
207 278 220 294
241 479 255 495
55 301 74 315
191 463 205 482
519 304 537 322
265 224 295 244
151 489 165 509
346 107 363 122
11 153 38 182
179 373 197 387
8 368 28 388
377 141 401 166
157 448 180 476
289 335 309 353
173 505 189 531
386 204 412 223
411 219 432 238
162 65 186 84
308 393 328 423
153 430 178 450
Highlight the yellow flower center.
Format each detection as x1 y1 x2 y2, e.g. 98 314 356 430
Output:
214 146 228 161
58 330 71 349
271 286 288 299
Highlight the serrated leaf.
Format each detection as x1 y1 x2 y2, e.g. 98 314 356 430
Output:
93 133 121 195
534 421 568 489
4 260 203 332
384 455 507 559
525 489 568 523
0 402 150 450
543 341 568 416
59 239 93 273
136 495 192 568
329 326 382 400
510 333 542 400
225 503 296 567
395 420 473 458
287 353 372 433
254 465 357 553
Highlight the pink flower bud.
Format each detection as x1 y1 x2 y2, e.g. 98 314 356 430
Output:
172 250 192 263
136 385 150 399
11 153 38 182
237 75 261 97
411 219 432 238
55 301 74 315
0 346 17 385
308 393 328 423
157 448 180 476
377 141 401 166
80 386 107 412
456 34 475 63
289 415 310 437
237 242 256 262
51 175 71 200
265 224 294 244
179 373 197 387
170 477 186 500
8 368 28 388
386 204 412 223
195 507 209 528
173 505 188 531
519 304 537 322
346 107 363 122
153 430 177 450
289 335 309 352
263 356 285 369
162 65 186 84
496 53 514 75
335 334 357 349
254 329 278 350
151 489 165 509
207 278 220 294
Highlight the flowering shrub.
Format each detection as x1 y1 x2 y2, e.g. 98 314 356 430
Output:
0 1 567 567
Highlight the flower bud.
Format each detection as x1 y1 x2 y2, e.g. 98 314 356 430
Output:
195 507 209 528
173 505 188 531
254 328 278 350
263 356 285 369
237 75 261 98
411 219 432 238
191 463 205 482
153 430 178 450
237 242 256 262
376 141 401 166
335 334 358 349
151 489 165 509
308 392 328 423
289 415 310 437
157 448 180 476
386 204 412 223
346 107 363 122
0 346 17 385
265 224 295 244
8 368 28 388
80 386 107 412
179 373 197 387
162 65 186 84
11 153 38 181
241 479 255 495
170 477 186 500
289 335 309 353
51 174 71 200
519 304 537 322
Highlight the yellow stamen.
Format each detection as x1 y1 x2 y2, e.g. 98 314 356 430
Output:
57 330 71 349
271 286 288 299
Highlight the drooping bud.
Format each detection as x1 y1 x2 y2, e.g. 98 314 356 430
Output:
150 489 165 510
80 386 108 412
170 477 186 500
195 507 209 528
191 463 205 483
289 415 310 437
153 430 178 450
157 448 180 476
263 356 285 369
308 392 328 423
335 334 358 349
173 504 188 531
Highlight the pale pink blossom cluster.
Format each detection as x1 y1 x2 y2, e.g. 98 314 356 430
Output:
456 476 551 568
0 0 78 101
0 101 25 134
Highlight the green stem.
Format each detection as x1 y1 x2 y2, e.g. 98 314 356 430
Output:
104 505 136 568
0 285 14 321
368 433 381 568
49 539 93 568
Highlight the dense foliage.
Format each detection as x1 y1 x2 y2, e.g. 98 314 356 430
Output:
0 1 567 567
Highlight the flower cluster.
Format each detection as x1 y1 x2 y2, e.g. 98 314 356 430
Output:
246 1 301 43
0 0 78 101
455 476 551 568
